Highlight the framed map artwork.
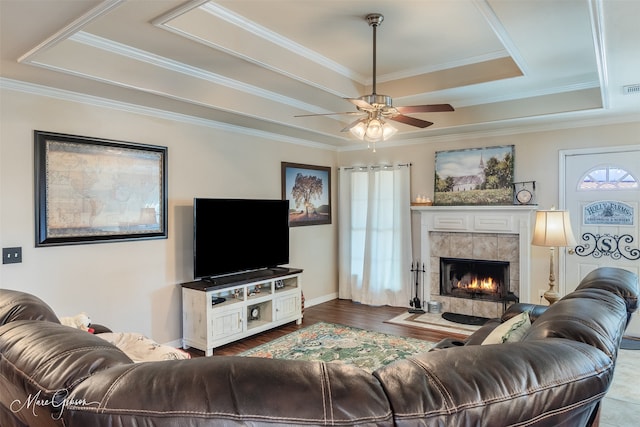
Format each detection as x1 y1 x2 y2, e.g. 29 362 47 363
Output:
34 131 168 246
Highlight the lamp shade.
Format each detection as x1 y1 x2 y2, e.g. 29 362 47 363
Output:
532 210 577 247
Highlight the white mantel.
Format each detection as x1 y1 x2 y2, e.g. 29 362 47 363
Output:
412 205 538 307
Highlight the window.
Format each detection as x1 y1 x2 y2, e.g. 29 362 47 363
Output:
338 165 412 307
579 166 638 190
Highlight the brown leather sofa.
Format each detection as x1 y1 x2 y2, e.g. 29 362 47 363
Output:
0 267 637 426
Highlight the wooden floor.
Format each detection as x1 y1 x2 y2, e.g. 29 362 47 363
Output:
187 298 468 357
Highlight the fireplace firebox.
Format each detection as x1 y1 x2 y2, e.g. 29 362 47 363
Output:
440 257 509 302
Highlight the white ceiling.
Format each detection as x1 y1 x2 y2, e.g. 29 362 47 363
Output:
1 0 639 150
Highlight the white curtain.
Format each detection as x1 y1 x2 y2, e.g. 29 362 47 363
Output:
338 164 412 306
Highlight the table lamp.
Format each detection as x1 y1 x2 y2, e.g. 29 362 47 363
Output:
532 209 577 305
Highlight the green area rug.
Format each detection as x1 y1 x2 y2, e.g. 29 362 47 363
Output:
239 322 434 373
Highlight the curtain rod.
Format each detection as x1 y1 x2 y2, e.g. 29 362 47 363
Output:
340 163 411 171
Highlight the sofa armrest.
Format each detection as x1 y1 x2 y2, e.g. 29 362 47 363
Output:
430 337 467 351
0 289 60 325
0 321 132 424
574 267 638 326
502 303 548 323
375 339 614 426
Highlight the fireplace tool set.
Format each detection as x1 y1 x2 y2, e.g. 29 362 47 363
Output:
409 261 426 314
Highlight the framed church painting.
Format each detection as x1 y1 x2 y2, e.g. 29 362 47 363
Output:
434 145 514 206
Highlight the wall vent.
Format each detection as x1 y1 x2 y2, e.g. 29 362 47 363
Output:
623 84 640 95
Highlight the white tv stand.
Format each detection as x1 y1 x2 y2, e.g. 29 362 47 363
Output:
181 268 303 356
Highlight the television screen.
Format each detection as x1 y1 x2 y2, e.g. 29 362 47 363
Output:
193 198 289 279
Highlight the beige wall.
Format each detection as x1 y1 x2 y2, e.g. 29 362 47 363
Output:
2 86 639 345
0 88 338 345
337 121 640 304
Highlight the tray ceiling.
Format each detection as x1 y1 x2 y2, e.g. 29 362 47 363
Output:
1 0 639 150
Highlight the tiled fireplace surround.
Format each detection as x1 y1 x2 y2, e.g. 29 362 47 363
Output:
412 205 538 318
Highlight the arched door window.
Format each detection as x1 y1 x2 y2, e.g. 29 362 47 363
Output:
578 166 638 190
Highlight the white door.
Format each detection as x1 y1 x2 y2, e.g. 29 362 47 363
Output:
562 146 640 337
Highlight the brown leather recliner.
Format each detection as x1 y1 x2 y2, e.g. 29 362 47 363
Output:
0 267 637 426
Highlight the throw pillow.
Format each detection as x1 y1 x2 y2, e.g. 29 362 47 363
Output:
97 332 191 362
481 311 531 345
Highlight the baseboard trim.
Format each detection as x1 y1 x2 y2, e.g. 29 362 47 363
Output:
305 292 338 308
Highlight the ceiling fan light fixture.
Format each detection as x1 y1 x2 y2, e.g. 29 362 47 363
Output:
382 121 398 140
364 118 383 141
349 119 368 140
349 113 397 144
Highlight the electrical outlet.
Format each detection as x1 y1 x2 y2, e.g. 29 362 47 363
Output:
2 247 22 264
538 289 549 305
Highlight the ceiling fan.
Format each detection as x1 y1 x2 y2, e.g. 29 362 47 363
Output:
296 13 454 142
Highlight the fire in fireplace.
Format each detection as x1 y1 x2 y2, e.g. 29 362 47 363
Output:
440 257 509 302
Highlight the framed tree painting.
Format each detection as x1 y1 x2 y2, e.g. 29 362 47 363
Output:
34 130 168 246
281 162 331 226
434 145 514 206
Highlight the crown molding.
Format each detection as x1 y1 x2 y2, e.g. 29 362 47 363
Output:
18 0 124 64
3 77 637 154
0 78 337 152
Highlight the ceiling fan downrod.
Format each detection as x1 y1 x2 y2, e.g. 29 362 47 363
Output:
294 11 453 136
366 13 383 96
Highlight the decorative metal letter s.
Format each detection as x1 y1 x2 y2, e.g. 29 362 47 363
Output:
574 233 640 260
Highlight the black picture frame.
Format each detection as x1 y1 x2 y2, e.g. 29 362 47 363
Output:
34 130 168 246
281 162 331 227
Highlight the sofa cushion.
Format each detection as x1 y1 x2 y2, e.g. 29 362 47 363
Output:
0 320 132 423
0 289 60 326
481 310 531 345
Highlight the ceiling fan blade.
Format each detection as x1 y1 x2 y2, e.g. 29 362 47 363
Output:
295 111 364 118
395 104 454 114
340 118 366 132
346 98 374 110
389 114 434 128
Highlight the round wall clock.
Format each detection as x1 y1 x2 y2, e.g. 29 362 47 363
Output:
512 181 536 205
516 188 533 204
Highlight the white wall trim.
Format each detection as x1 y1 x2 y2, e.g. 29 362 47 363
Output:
305 292 338 308
3 76 638 154
0 77 337 152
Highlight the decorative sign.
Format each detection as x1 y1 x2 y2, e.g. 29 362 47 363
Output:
574 233 640 260
583 200 634 225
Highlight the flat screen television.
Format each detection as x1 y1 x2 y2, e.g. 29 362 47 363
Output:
193 198 289 280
